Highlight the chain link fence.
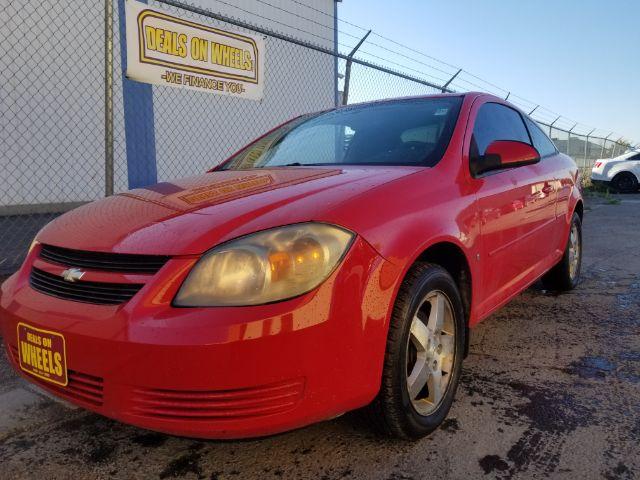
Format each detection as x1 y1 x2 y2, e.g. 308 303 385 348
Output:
540 123 630 174
1 0 635 274
1 1 106 274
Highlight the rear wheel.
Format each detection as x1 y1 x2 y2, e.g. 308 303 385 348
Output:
611 172 639 193
542 212 582 291
366 263 465 439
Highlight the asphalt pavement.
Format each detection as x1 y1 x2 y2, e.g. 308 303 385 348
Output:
0 193 639 480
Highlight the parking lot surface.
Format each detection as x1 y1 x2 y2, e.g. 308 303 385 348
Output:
1 193 639 480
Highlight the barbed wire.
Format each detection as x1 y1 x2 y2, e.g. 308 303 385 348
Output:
204 0 341 47
227 0 632 142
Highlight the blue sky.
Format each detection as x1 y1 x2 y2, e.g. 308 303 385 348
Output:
337 0 640 143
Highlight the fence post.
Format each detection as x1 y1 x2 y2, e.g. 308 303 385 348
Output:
613 137 623 158
342 30 371 105
104 0 114 196
584 128 595 165
601 133 612 158
567 122 577 160
549 116 561 137
441 69 461 93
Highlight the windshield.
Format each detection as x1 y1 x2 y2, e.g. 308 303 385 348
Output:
219 96 463 170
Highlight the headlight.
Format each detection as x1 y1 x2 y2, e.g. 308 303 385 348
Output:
174 223 354 306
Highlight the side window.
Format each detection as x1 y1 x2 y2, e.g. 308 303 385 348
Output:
471 103 531 157
629 153 640 161
524 116 558 157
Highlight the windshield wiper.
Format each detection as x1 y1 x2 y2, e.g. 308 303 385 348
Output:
259 162 332 168
253 162 303 168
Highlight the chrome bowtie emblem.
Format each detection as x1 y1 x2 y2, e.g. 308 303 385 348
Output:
61 268 85 283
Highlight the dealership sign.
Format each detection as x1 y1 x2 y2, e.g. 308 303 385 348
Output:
125 0 264 100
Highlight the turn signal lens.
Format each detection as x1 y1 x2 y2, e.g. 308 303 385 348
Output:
174 223 354 306
28 239 39 255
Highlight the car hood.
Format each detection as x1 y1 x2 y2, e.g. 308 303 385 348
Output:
38 166 421 255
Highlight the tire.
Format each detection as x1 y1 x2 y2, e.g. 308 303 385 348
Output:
611 172 639 193
365 263 466 439
542 212 582 291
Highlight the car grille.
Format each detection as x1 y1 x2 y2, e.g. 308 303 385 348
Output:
39 244 170 274
30 267 143 305
130 379 305 421
10 345 104 406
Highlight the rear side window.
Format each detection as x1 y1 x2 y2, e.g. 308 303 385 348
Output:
524 116 557 157
629 153 640 160
471 103 530 156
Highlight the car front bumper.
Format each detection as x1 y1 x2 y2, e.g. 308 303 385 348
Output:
0 237 400 439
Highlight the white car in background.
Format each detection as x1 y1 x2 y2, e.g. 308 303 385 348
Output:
591 150 640 193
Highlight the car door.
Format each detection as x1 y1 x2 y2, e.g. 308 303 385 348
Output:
523 115 567 235
467 101 558 318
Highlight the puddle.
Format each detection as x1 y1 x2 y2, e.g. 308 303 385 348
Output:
159 451 203 479
619 351 640 362
479 454 509 474
565 356 615 380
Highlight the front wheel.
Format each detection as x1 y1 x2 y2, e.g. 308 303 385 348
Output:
542 212 582 291
366 263 465 439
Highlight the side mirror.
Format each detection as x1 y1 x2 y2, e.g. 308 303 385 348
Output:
472 140 540 176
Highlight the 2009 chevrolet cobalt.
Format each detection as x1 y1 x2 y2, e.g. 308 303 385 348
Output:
1 93 582 439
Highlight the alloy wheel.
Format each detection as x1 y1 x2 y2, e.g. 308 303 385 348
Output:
568 222 581 280
406 290 456 416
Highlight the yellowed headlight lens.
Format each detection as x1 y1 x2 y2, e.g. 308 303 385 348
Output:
174 223 353 307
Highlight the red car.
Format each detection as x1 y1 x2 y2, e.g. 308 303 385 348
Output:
1 93 582 439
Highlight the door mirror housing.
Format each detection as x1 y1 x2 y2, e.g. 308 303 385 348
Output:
472 140 540 176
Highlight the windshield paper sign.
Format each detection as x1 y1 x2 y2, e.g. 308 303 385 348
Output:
125 0 264 100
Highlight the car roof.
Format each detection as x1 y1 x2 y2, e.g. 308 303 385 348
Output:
618 150 639 159
309 92 522 123
336 92 492 110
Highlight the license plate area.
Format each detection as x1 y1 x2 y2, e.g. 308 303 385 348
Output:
17 322 68 387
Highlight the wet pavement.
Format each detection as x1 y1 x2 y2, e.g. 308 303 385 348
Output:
1 193 639 479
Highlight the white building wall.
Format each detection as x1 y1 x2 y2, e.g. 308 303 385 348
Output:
0 1 105 208
1 0 337 209
142 0 337 189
